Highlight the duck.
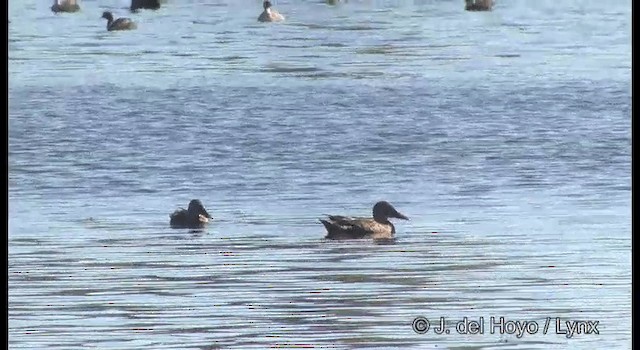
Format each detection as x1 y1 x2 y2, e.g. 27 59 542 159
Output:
169 199 213 229
51 0 80 13
101 11 137 31
465 0 494 11
320 201 409 240
130 0 161 12
258 1 285 22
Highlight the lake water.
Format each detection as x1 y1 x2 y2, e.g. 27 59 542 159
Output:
8 0 631 349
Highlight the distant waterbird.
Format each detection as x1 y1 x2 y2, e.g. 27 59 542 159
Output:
258 1 285 22
51 0 80 13
101 11 137 31
465 0 494 11
130 0 161 12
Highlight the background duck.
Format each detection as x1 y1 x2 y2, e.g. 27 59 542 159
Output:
130 0 161 12
101 11 137 31
258 1 285 22
465 0 494 11
51 0 80 13
169 199 212 229
320 201 409 240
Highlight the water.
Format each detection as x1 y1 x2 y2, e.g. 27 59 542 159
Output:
8 0 631 349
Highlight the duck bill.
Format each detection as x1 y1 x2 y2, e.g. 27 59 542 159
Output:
394 211 409 220
198 214 210 223
201 209 212 219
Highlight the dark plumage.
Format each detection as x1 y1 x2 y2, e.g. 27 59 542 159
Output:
130 0 161 12
320 201 409 240
51 0 80 13
170 199 212 229
101 11 137 31
465 0 494 11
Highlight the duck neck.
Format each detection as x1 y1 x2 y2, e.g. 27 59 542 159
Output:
373 214 389 224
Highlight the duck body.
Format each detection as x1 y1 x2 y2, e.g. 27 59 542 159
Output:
51 0 80 13
169 199 212 229
465 0 494 11
258 1 285 22
320 201 408 240
131 0 161 12
321 215 396 240
101 11 137 31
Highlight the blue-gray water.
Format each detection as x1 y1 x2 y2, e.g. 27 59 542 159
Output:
8 0 631 349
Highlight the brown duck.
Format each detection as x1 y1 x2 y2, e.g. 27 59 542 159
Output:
465 0 494 11
51 0 80 13
320 201 409 240
258 1 285 22
170 199 212 229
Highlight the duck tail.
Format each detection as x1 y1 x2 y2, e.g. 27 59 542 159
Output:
319 219 334 231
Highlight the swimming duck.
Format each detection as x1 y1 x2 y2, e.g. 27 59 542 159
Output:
465 0 494 11
169 199 212 229
101 11 137 31
320 201 409 240
130 0 160 12
51 0 80 13
258 1 285 22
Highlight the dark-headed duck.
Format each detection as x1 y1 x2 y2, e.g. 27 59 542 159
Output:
170 199 212 229
320 201 409 240
101 11 137 31
258 1 285 22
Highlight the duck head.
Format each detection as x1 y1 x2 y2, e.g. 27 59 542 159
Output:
101 11 114 21
373 201 409 221
187 199 212 220
263 1 273 10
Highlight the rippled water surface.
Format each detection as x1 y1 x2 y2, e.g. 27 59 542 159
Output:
9 0 631 349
